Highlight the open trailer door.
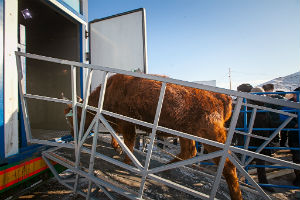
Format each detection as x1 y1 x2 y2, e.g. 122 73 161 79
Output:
89 8 147 91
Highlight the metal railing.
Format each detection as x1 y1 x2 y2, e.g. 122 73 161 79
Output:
15 51 300 200
238 91 300 189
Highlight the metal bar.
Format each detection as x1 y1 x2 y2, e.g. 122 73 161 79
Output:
100 109 228 149
15 52 300 109
81 147 141 174
242 102 298 118
77 68 93 142
139 82 166 197
236 127 298 131
157 126 225 148
209 97 243 199
234 130 269 140
244 116 293 166
74 68 93 193
71 65 79 194
15 54 33 141
98 114 143 170
42 155 63 182
242 108 257 164
79 117 97 147
43 152 140 200
101 109 154 129
228 154 271 200
230 145 300 170
71 65 79 146
87 72 109 200
24 94 72 104
258 183 300 189
148 150 223 174
31 139 74 148
148 174 211 200
43 154 97 200
87 119 100 200
138 148 261 196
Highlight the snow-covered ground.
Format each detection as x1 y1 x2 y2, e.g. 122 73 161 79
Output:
257 72 300 92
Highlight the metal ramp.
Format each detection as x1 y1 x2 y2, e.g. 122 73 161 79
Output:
15 51 300 200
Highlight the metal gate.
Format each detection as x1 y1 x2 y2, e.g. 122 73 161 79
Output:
15 51 300 200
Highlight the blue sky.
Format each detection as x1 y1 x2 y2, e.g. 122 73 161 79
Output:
88 0 300 90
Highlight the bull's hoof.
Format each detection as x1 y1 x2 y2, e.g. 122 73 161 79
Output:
116 146 123 155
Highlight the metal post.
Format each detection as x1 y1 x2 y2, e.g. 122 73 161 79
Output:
242 108 257 164
74 68 93 193
15 53 33 142
86 72 109 199
209 97 243 199
138 82 166 198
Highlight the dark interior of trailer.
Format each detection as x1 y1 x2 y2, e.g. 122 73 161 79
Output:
18 0 81 132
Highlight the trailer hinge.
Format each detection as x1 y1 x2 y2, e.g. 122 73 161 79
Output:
85 52 90 62
85 30 89 38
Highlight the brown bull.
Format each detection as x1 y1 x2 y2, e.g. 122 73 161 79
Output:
64 74 242 200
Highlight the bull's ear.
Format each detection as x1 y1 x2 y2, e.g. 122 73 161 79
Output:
61 92 69 101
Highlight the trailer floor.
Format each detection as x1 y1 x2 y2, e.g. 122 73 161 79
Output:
14 134 300 200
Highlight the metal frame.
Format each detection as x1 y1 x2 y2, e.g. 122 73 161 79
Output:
15 51 300 199
239 91 300 189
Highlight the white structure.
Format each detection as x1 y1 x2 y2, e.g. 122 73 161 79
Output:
194 80 217 87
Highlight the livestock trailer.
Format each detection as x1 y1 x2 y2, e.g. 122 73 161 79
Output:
0 0 147 195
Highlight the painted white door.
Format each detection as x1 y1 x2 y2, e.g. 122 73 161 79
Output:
89 8 147 91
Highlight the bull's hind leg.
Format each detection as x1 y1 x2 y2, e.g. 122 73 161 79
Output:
170 137 197 163
222 158 242 200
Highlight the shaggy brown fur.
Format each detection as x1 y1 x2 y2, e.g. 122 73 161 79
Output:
64 74 242 200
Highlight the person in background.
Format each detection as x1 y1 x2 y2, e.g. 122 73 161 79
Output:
232 84 254 146
262 83 275 94
281 87 300 186
275 90 289 147
262 84 283 146
262 83 285 100
248 87 274 190
237 83 253 93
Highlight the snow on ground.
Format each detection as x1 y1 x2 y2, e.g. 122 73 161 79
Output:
257 72 300 92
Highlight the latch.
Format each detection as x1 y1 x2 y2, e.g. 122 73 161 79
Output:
85 52 90 62
85 30 89 39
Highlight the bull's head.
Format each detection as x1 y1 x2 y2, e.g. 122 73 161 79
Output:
62 93 83 137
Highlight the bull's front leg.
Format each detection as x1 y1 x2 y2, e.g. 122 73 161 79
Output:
170 137 197 163
120 125 136 165
111 136 122 155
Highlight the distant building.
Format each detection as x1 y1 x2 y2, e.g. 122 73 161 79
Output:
194 80 217 87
